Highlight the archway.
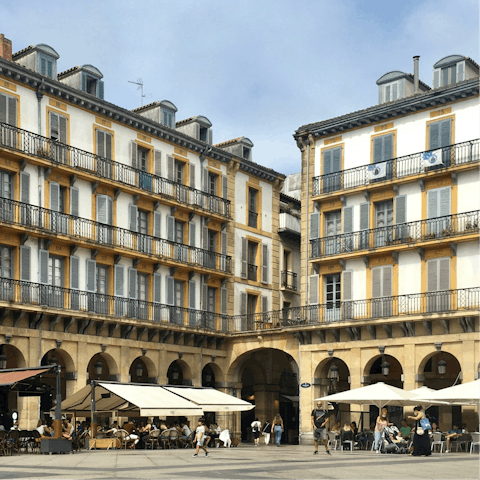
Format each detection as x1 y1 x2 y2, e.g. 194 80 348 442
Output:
0 344 26 428
86 353 117 383
228 348 299 444
167 360 192 385
129 356 156 383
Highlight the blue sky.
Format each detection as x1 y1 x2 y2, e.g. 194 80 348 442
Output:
1 0 478 174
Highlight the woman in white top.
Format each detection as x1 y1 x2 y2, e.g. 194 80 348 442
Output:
251 418 262 446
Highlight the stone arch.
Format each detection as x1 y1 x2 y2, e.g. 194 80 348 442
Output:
0 344 26 369
86 352 119 382
129 356 157 383
364 354 404 387
202 362 224 387
418 351 461 389
40 348 75 373
166 359 193 385
314 356 351 394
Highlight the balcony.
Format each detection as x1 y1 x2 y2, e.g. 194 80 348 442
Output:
310 210 479 259
312 139 480 198
231 287 479 332
0 197 232 274
281 271 298 291
0 277 232 332
0 122 231 218
278 213 301 241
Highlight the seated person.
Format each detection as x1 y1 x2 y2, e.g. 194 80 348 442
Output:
208 423 221 447
178 422 191 447
445 425 462 452
350 421 358 437
62 418 74 440
399 419 411 438
340 423 354 450
36 419 52 439
431 423 440 433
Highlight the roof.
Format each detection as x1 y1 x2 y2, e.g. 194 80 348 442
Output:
132 100 178 113
13 43 60 60
280 192 301 207
376 70 430 90
176 115 212 128
434 54 479 70
58 64 103 80
215 136 254 148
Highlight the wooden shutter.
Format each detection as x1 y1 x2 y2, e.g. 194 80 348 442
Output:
98 81 104 100
395 196 406 224
222 175 228 199
240 292 247 315
81 73 87 92
385 85 391 101
20 172 30 204
153 211 161 237
189 221 196 247
438 258 450 291
131 141 137 169
105 196 112 225
360 203 369 230
439 187 450 217
427 259 437 292
202 225 208 250
221 287 228 315
129 204 138 232
128 268 137 299
86 259 96 292
203 168 209 192
153 273 161 303
49 182 60 212
105 132 112 159
343 206 353 233
0 93 6 123
427 189 438 219
371 267 382 298
70 187 79 216
39 249 49 284
373 136 383 163
457 62 465 82
166 215 175 242
342 270 352 301
167 155 174 181
261 295 268 313
96 195 107 223
207 130 213 145
189 163 195 189
392 83 398 100
440 119 451 147
154 150 162 176
20 245 31 281
189 280 196 309
310 212 320 239
7 96 16 127
309 274 319 305
261 244 268 284
70 256 79 290
374 134 393 163
383 134 393 161
221 230 227 255
383 266 392 297
114 264 125 296
332 147 341 172
428 187 450 218
433 70 440 89
59 115 67 144
323 149 332 174
202 283 208 311
241 237 247 279
97 130 105 157
166 276 174 305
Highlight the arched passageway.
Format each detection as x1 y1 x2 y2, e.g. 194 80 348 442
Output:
0 345 25 428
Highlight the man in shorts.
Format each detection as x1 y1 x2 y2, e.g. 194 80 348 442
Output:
311 401 331 455
193 418 209 457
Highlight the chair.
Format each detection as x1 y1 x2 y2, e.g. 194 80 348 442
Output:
431 432 446 453
454 433 471 452
327 431 340 451
6 430 20 455
0 431 7 456
184 431 195 448
145 429 160 450
159 430 171 449
168 430 179 449
364 432 374 451
469 432 480 453
115 429 134 450
30 430 41 454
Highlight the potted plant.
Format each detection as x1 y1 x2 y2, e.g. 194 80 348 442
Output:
441 225 454 237
464 221 478 232
425 232 436 240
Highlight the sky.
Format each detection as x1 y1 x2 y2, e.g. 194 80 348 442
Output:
1 0 478 175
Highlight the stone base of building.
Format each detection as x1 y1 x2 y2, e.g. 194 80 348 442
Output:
299 432 314 445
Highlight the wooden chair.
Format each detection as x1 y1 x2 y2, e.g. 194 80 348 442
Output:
159 430 170 449
115 429 134 450
6 430 20 455
168 430 179 449
0 431 7 456
145 429 160 450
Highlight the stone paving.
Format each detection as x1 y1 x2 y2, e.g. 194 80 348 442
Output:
0 444 478 479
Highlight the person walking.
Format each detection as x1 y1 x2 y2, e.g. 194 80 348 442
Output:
311 401 331 455
408 406 432 457
192 418 209 457
373 408 389 453
271 414 284 447
262 420 271 445
251 418 261 446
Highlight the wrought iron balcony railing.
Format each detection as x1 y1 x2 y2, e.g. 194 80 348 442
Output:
281 270 298 290
0 277 232 332
312 139 480 196
232 287 480 331
311 210 479 259
0 197 232 273
0 122 231 218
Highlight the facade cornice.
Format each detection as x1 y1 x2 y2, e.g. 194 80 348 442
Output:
0 57 285 183
294 78 479 142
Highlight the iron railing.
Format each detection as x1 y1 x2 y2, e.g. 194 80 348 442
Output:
232 287 480 331
0 278 477 333
0 121 231 218
0 197 232 273
281 271 298 290
311 210 479 258
312 139 480 196
0 277 232 332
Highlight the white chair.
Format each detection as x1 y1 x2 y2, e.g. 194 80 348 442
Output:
469 433 479 454
341 439 354 451
327 431 340 450
431 432 446 453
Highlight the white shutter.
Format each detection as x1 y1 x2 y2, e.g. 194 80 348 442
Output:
221 231 227 255
203 168 209 192
70 187 79 216
129 204 138 232
153 211 161 237
105 196 112 225
70 256 79 290
427 189 438 219
105 132 112 159
202 225 208 250
154 150 162 176
39 249 49 284
383 265 392 297
189 221 196 247
59 115 67 144
360 203 369 230
97 130 105 157
114 265 125 296
202 283 208 311
427 259 437 292
86 259 96 292
261 243 268 284
128 268 137 299
166 276 174 305
50 112 59 139
153 273 161 303
49 182 60 212
166 215 175 242
96 195 107 224
342 270 352 301
309 274 319 305
439 187 451 217
261 295 268 313
20 246 31 281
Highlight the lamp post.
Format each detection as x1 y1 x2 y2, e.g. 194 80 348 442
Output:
328 363 339 394
0 346 7 369
94 359 103 379
135 362 143 380
437 359 447 375
49 356 62 439
381 360 390 377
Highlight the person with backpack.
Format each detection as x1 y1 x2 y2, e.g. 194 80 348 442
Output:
251 418 261 446
408 405 431 456
262 420 271 445
311 401 331 455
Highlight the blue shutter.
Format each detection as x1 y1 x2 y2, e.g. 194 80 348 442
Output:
189 163 195 189
41 58 46 75
384 134 393 161
166 276 174 305
49 182 60 212
86 259 96 292
189 221 196 247
360 203 369 230
440 119 451 147
0 94 6 123
310 212 320 239
373 136 383 163
240 292 247 315
189 280 196 309
81 73 87 92
20 246 31 281
429 122 440 149
241 237 247 279
332 148 341 172
70 256 79 290
114 265 124 296
261 244 268 284
167 156 174 181
131 142 137 169
97 130 105 157
98 81 104 99
433 70 440 89
221 287 228 315
222 175 228 199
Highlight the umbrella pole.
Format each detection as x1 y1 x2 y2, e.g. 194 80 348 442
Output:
90 381 97 438
53 364 62 439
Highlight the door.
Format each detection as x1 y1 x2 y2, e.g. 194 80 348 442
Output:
205 230 217 269
137 273 148 320
47 256 64 308
0 245 13 301
322 147 341 193
427 187 451 237
138 147 152 191
247 294 257 330
375 200 394 247
137 209 151 253
324 274 341 322
174 220 187 262
371 266 393 318
324 211 341 255
0 170 13 223
206 286 216 329
49 182 68 235
427 258 450 313
172 280 184 325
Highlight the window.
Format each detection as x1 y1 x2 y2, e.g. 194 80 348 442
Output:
247 294 257 329
427 187 451 236
208 172 218 196
247 241 258 281
374 200 394 247
0 91 17 128
384 82 398 102
81 73 104 99
49 182 68 234
39 253 64 308
96 195 113 244
175 160 184 184
243 147 251 160
39 54 54 78
428 118 452 168
95 264 109 315
427 257 450 313
49 111 68 163
200 126 208 143
324 210 341 255
0 245 13 301
96 129 113 178
322 147 342 193
137 273 148 319
0 169 13 222
324 274 341 322
162 108 175 128
168 218 187 263
248 188 258 228
371 265 393 318
138 147 148 172
441 65 457 87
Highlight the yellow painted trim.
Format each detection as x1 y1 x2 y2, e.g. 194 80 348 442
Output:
174 147 188 158
423 179 456 219
0 80 17 92
430 107 452 118
392 263 398 296
421 254 454 294
247 176 260 186
49 98 67 111
369 255 395 268
137 133 152 143
0 87 21 129
369 189 395 230
46 106 71 147
0 157 19 174
320 199 343 212
205 167 221 197
95 116 112 128
245 183 262 231
323 135 342 146
370 129 397 164
374 122 394 133
320 143 344 176
425 114 456 150
133 139 154 176
234 224 272 239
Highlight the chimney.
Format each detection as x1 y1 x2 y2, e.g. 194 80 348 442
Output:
0 34 12 61
413 55 420 94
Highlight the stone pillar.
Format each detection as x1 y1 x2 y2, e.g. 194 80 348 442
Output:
254 383 280 425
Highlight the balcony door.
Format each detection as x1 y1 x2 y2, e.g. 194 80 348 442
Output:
0 245 13 301
324 211 341 255
95 264 109 315
43 255 64 308
371 265 393 318
375 200 394 247
427 187 451 237
324 274 341 322
0 169 13 223
427 258 450 313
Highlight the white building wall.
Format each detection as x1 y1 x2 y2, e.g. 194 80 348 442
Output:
456 242 479 289
398 251 421 295
457 170 480 214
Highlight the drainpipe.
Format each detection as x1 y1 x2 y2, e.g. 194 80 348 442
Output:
413 56 420 94
36 78 45 135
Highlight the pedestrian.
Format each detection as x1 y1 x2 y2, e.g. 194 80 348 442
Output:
311 401 331 455
373 408 389 453
271 414 284 446
193 418 209 457
251 418 261 446
408 405 432 457
262 419 271 445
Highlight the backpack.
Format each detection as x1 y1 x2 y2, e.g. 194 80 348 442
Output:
420 417 432 431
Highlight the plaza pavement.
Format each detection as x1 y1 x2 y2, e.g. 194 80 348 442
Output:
0 444 478 480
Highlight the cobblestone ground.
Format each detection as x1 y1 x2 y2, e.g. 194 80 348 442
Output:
0 445 478 479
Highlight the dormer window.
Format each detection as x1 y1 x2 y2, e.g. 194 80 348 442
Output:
199 126 208 142
162 108 175 128
82 73 104 99
13 44 59 80
243 147 251 160
39 54 54 78
58 65 104 99
433 55 479 89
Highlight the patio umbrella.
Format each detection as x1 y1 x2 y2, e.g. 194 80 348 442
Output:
415 379 480 406
408 386 446 409
315 382 420 409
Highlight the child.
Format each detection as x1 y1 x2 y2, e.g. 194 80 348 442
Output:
193 418 209 457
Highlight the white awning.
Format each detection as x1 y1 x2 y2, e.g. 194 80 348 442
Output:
165 386 255 412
